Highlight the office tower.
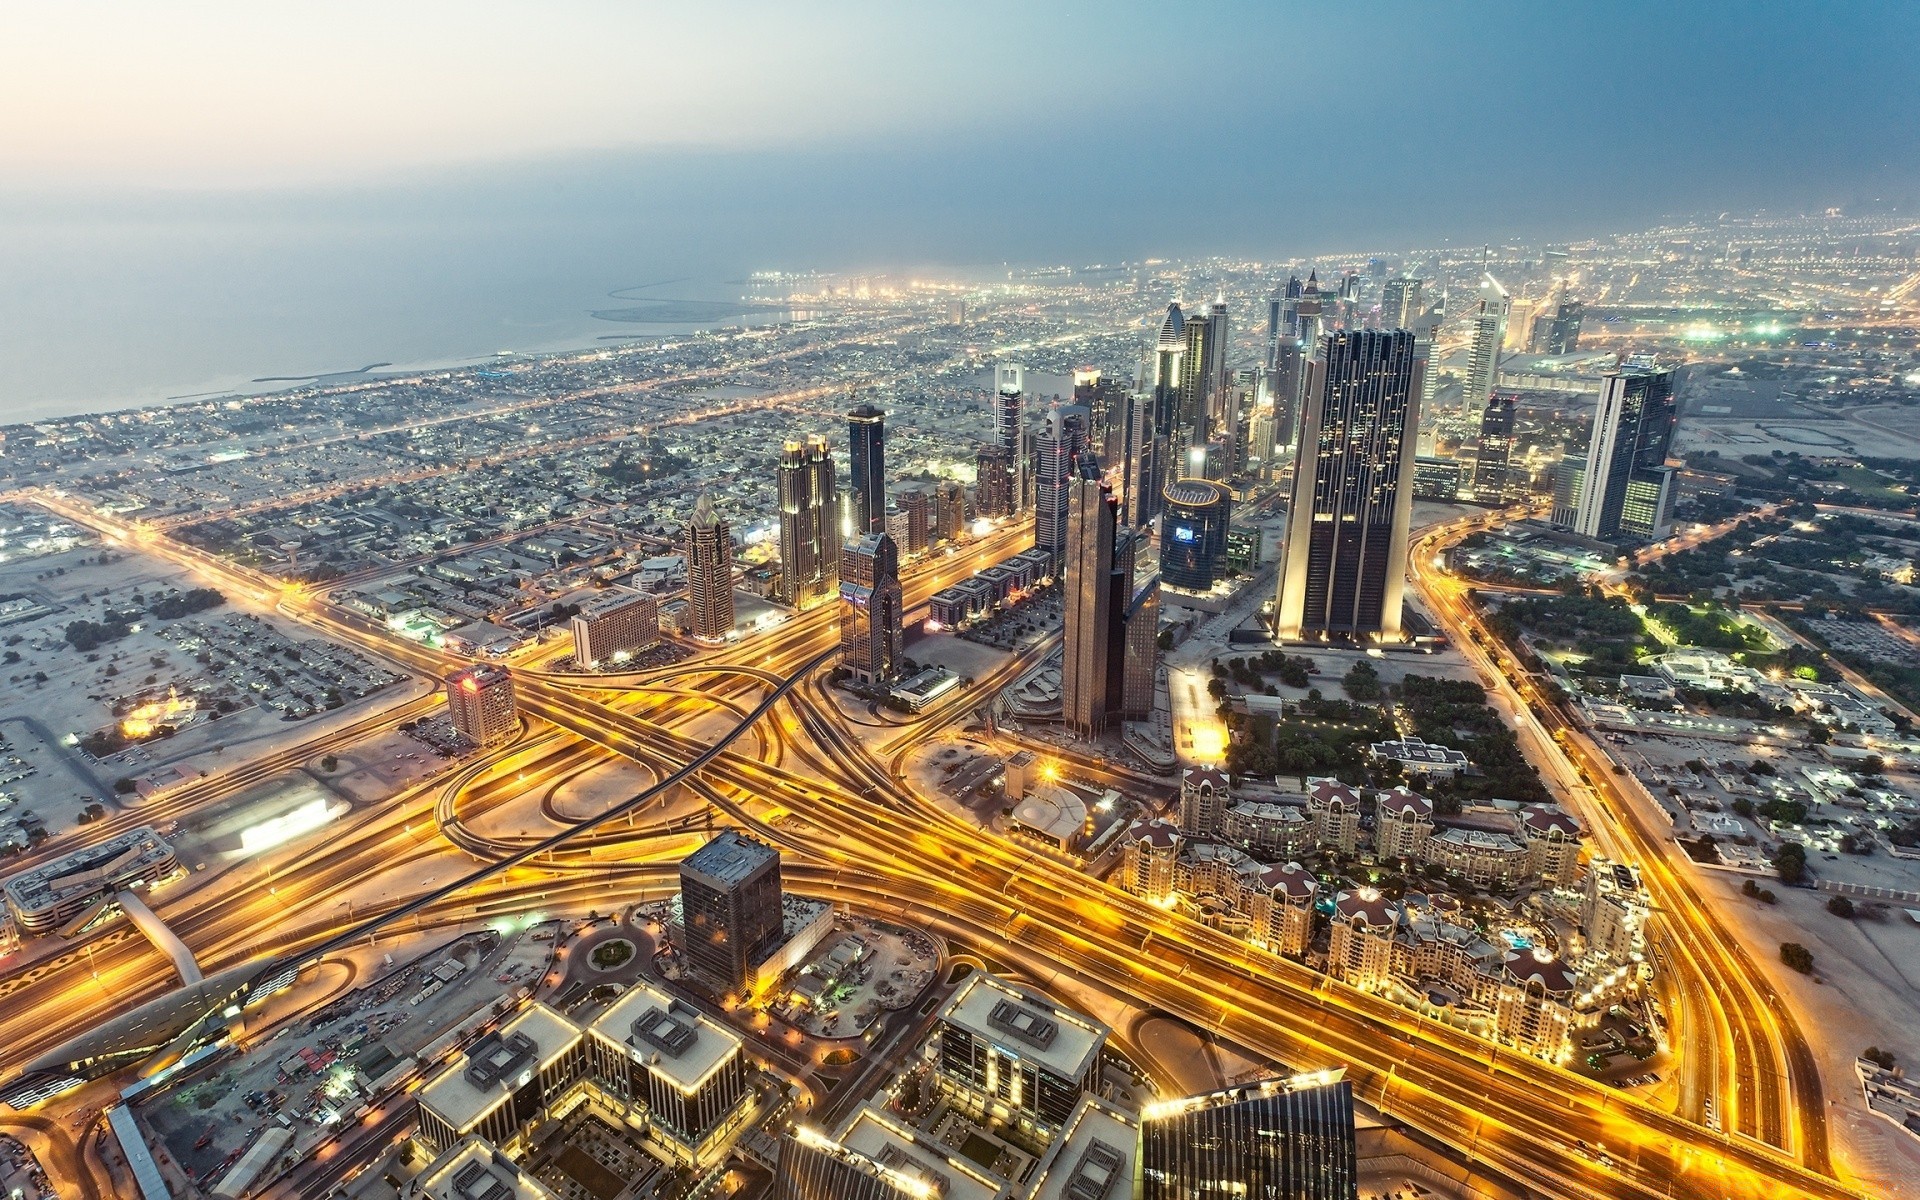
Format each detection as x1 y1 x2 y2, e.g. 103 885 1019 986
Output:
1505 296 1539 352
1572 367 1678 542
1380 276 1422 329
1471 393 1516 502
1248 391 1278 482
1205 296 1231 431
1463 273 1510 415
444 664 517 745
570 588 660 667
1160 479 1231 593
776 435 839 609
1411 301 1444 419
1074 368 1123 459
1264 282 1287 371
1120 577 1160 720
1275 329 1424 641
1550 456 1584 527
840 532 903 684
932 972 1110 1143
1139 1071 1359 1200
1063 477 1118 737
846 402 887 537
1176 303 1218 447
679 831 784 997
898 488 930 556
1034 402 1092 555
976 444 1014 519
1221 369 1257 477
934 479 966 544
686 492 735 642
1539 298 1584 354
994 364 1028 514
1269 275 1308 451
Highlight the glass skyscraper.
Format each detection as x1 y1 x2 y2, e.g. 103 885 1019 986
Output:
847 402 887 538
1138 1071 1358 1200
1571 367 1677 543
1274 329 1423 641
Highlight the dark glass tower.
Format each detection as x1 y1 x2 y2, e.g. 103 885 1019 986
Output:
678 831 783 997
1160 478 1231 593
1573 367 1677 542
840 532 904 684
776 1134 919 1200
1138 1072 1359 1200
1471 393 1516 502
847 401 887 537
1275 329 1423 641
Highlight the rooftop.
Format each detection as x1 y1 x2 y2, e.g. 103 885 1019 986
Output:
1026 1095 1138 1200
680 830 779 890
938 972 1107 1082
2 825 175 911
835 1106 1011 1200
418 1003 581 1136
590 981 741 1094
415 1138 558 1200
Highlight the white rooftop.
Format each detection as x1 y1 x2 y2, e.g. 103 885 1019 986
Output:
415 1138 558 1200
836 1106 1010 1200
589 981 741 1094
418 1003 581 1136
1026 1095 1139 1200
937 972 1107 1082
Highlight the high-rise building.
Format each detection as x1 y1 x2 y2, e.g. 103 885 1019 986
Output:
840 532 904 684
1176 304 1217 448
1505 296 1539 352
1120 577 1160 720
1033 403 1092 555
846 402 887 537
686 492 735 642
1535 298 1584 354
1275 329 1423 641
994 365 1028 514
570 588 660 667
1269 275 1309 453
931 972 1110 1144
1470 393 1516 502
1380 276 1422 329
679 831 784 998
444 663 517 745
776 435 839 609
1160 479 1231 593
934 479 967 544
897 488 930 556
1139 1071 1358 1200
1204 297 1231 433
1463 273 1510 415
1572 367 1678 542
1062 477 1117 737
1550 456 1585 528
975 444 1014 519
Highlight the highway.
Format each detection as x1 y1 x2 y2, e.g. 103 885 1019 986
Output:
0 495 1866 1200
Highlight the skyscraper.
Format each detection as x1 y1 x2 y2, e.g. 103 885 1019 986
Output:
840 532 904 684
1120 576 1161 721
1063 477 1118 737
776 435 839 609
1572 367 1678 542
897 488 929 556
846 402 887 537
1269 275 1309 452
679 831 784 998
1176 304 1217 450
1034 403 1092 555
1138 1071 1359 1200
994 364 1028 514
1275 329 1424 641
934 479 966 544
1204 296 1230 432
1463 273 1510 416
1471 393 1516 503
1161 479 1231 593
686 492 735 642
1380 276 1423 330
1539 298 1585 354
975 444 1014 519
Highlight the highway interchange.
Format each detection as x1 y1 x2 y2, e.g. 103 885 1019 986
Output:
0 494 1876 1200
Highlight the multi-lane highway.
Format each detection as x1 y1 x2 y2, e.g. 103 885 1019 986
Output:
0 494 1868 1200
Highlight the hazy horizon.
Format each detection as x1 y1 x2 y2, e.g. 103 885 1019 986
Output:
4 0 1917 419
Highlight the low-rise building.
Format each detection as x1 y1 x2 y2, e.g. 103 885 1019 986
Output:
417 1004 586 1157
586 983 753 1166
3 826 178 937
1423 827 1530 889
1494 950 1580 1063
1369 737 1470 778
932 972 1110 1145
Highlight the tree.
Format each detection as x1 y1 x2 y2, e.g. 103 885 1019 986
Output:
1826 895 1855 918
1779 942 1814 974
1863 1047 1897 1071
1772 842 1807 884
319 755 339 772
1342 659 1382 702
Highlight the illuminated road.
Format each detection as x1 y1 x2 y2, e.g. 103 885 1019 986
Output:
1 495 1866 1200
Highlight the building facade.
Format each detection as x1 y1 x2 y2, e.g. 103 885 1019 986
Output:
1160 478 1231 593
776 435 840 609
685 493 735 642
840 532 904 684
1572 367 1678 543
446 663 517 745
1139 1072 1358 1200
847 402 887 538
1062 477 1117 737
680 832 785 998
1274 329 1423 641
570 589 660 667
